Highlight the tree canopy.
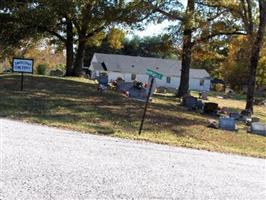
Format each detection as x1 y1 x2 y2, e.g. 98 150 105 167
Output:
0 0 153 75
1 0 266 110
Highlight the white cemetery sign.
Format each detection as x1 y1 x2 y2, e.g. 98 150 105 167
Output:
12 58 34 73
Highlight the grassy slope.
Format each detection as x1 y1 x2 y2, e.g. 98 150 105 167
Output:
1 74 265 158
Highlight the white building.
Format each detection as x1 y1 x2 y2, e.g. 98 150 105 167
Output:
89 53 211 91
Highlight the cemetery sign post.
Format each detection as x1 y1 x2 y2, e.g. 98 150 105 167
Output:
12 58 34 91
139 69 163 135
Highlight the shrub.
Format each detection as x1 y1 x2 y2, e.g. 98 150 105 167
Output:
37 64 48 75
213 84 225 92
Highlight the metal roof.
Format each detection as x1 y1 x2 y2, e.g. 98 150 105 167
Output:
90 53 210 79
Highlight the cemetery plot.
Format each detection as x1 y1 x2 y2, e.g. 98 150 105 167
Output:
182 92 266 134
0 74 265 158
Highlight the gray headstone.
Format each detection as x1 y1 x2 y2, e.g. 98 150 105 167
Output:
117 82 134 92
128 87 147 100
97 76 108 86
229 112 241 120
250 122 266 136
182 96 198 109
200 92 208 100
219 117 236 131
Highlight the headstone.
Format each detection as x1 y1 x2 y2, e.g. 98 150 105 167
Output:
204 102 219 115
199 91 208 100
128 87 147 101
157 87 166 93
97 75 108 86
196 100 204 110
219 117 236 131
229 112 241 120
220 107 230 115
117 82 134 92
250 122 266 136
252 117 260 123
182 96 198 109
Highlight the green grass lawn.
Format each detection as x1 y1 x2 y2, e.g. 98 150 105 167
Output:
1 74 265 158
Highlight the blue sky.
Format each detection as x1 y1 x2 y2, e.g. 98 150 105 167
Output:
133 21 173 38
132 0 186 38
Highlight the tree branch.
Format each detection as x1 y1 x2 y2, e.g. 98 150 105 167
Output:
85 26 105 39
72 17 81 34
142 1 184 21
35 25 67 43
155 7 184 21
192 31 247 46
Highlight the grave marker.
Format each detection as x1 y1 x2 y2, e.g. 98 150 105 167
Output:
250 122 266 136
219 117 236 131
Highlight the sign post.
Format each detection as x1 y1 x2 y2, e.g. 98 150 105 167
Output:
138 69 163 135
12 58 34 91
21 72 24 91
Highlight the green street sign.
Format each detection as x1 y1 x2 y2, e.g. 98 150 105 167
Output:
146 68 163 80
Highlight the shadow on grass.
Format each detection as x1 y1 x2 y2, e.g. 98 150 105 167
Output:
0 74 213 135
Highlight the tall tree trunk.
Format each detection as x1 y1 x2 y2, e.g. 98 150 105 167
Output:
65 20 74 76
73 38 86 76
177 0 195 97
245 0 266 111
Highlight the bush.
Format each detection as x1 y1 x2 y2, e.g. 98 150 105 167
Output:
37 64 48 75
213 84 225 92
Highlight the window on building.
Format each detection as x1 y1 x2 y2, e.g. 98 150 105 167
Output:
200 79 205 86
131 74 136 81
166 77 171 84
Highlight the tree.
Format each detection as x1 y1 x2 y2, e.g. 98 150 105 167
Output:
121 35 176 58
220 36 251 90
256 45 266 89
193 0 266 110
245 0 266 111
177 0 195 97
0 1 44 62
0 0 152 76
146 0 245 97
191 39 228 78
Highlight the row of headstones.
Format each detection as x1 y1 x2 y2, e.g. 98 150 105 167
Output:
182 95 266 136
116 81 148 100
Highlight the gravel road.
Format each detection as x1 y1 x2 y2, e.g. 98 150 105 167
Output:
0 118 265 200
